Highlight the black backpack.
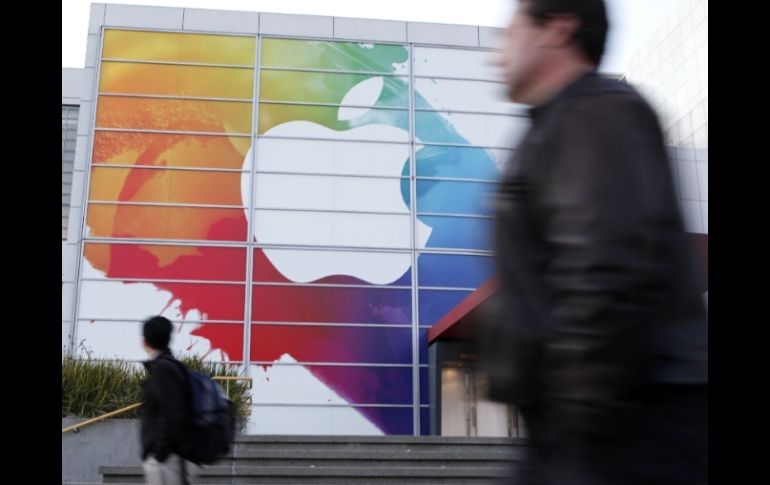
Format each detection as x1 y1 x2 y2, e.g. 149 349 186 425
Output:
177 365 237 465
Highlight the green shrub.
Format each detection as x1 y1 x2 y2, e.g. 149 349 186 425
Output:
62 355 251 430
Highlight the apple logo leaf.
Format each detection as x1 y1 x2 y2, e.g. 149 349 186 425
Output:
338 76 384 122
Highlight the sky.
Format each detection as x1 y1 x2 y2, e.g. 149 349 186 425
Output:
62 0 684 74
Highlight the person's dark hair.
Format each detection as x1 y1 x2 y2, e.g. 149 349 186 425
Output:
142 316 173 350
523 0 608 65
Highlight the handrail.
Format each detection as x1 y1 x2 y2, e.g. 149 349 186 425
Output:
62 403 142 434
62 376 252 434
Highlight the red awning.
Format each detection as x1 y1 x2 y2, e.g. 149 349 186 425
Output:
427 233 708 345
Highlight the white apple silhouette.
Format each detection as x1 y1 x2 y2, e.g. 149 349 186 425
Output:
242 77 431 285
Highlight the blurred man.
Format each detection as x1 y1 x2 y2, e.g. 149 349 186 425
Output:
480 1 707 483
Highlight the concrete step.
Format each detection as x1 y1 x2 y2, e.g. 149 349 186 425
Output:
229 435 524 455
212 447 522 467
101 464 515 484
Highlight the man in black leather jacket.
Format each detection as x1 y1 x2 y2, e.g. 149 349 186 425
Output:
481 1 707 484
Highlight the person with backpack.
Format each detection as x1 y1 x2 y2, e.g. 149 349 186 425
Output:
140 316 199 485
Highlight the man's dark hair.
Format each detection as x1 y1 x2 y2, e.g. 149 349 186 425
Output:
142 316 173 350
523 0 608 66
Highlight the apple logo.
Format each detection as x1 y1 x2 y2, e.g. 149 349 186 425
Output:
242 76 431 285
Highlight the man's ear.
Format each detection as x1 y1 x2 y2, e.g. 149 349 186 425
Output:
540 14 581 48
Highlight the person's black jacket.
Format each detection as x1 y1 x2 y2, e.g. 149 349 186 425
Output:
140 348 189 462
482 70 708 435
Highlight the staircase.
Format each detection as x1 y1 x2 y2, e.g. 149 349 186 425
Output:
90 435 524 484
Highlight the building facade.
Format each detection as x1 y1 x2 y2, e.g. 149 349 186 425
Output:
62 3 523 436
625 0 708 238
